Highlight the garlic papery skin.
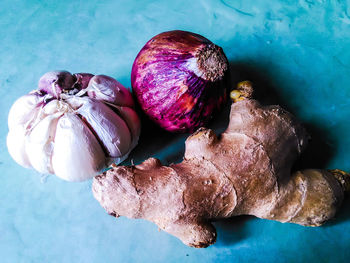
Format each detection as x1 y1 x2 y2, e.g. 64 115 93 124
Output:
87 75 134 107
7 128 31 168
7 92 44 131
7 71 141 182
106 104 141 149
38 71 76 98
69 96 132 158
51 113 106 182
7 93 44 168
25 112 63 174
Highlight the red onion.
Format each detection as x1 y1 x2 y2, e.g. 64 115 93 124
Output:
131 30 229 133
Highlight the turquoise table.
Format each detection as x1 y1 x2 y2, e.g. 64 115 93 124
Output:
1 0 350 262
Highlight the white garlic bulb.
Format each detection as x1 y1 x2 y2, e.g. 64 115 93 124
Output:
7 71 141 182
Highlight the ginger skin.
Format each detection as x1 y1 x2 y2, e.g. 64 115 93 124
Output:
92 82 349 248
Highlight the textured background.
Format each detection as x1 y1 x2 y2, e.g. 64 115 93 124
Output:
1 0 350 262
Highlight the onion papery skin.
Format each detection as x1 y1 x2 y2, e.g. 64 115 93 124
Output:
131 30 229 133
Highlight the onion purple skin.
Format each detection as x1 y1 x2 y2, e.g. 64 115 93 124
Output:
131 30 229 133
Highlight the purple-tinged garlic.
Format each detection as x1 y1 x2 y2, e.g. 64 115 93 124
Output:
7 71 141 182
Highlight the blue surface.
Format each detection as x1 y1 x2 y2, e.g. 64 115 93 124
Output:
1 0 350 262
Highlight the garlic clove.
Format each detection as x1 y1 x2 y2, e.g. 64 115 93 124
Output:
38 71 75 98
51 113 106 182
7 93 44 168
25 112 63 174
86 75 134 107
8 93 43 131
72 97 132 158
107 104 141 149
73 73 94 90
7 129 32 168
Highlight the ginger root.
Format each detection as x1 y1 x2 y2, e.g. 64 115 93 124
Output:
92 82 349 248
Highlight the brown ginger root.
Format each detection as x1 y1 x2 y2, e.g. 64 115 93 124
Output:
92 82 349 248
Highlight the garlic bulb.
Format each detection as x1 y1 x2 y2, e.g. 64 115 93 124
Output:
7 71 141 182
